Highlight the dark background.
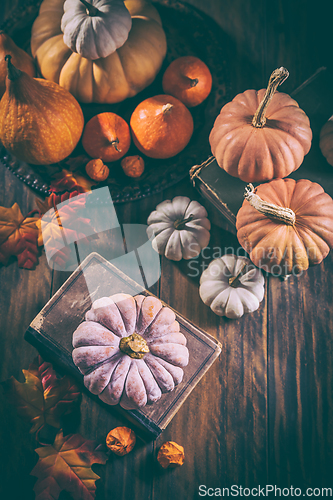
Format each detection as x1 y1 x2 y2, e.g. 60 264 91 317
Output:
1 1 333 499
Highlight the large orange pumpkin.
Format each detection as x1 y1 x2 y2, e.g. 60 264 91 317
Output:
209 67 312 182
0 56 84 165
236 179 333 276
30 0 167 104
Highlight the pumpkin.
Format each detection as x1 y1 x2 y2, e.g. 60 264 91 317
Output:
199 255 265 319
162 56 212 108
147 196 210 261
61 0 132 60
0 31 36 98
72 293 189 410
130 95 194 159
0 56 84 165
236 179 333 276
30 0 167 104
319 116 333 166
82 112 131 161
209 67 312 182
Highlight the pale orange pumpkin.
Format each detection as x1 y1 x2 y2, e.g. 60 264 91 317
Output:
209 67 312 182
236 179 333 276
0 56 84 165
130 95 194 159
30 0 167 104
0 31 36 98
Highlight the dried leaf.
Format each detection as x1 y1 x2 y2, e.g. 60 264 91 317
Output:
106 427 136 456
35 191 83 216
37 195 97 268
31 430 108 500
157 441 185 468
1 356 81 435
61 154 91 172
50 169 95 194
0 203 39 269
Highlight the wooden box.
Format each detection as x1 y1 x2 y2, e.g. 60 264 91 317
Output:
25 252 221 439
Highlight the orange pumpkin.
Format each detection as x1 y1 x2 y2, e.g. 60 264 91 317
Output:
82 112 131 162
0 56 84 165
162 56 212 108
209 67 312 182
130 95 194 159
0 31 36 98
236 179 333 276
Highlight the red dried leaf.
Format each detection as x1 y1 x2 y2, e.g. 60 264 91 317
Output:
36 191 82 215
50 169 95 194
36 194 97 268
0 203 39 269
31 430 108 500
1 356 81 435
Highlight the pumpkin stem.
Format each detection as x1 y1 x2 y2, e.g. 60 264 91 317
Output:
5 55 22 81
79 0 100 16
110 139 121 153
244 183 296 226
228 262 254 288
252 67 289 128
190 78 199 88
119 333 150 359
162 103 173 115
174 214 194 230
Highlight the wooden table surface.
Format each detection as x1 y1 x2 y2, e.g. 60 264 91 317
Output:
1 1 333 499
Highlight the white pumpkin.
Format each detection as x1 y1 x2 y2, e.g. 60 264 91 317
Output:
199 255 265 319
147 196 211 261
61 0 132 60
72 293 189 410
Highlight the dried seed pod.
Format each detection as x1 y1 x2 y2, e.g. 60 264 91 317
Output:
121 155 145 178
86 159 109 182
157 441 185 468
106 426 136 456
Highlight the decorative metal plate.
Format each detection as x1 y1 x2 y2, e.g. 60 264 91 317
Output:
0 0 231 202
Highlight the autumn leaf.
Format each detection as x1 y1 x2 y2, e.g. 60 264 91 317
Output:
31 430 108 500
0 203 39 269
35 191 83 216
1 356 81 435
50 169 95 194
36 194 97 269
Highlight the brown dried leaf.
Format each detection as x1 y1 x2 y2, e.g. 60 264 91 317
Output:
157 441 185 468
1 356 81 435
106 426 136 456
31 430 108 500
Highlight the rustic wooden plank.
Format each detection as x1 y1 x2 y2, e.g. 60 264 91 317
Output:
148 180 268 498
0 164 52 500
47 191 165 500
268 256 333 487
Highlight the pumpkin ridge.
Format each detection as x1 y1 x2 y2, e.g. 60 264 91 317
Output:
84 351 122 376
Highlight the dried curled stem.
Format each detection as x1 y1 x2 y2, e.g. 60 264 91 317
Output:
244 183 295 226
252 67 289 128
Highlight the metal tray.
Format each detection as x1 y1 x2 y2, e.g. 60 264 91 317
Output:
0 0 231 202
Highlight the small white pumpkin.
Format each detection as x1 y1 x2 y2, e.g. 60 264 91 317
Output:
61 0 132 60
199 254 265 319
147 196 211 261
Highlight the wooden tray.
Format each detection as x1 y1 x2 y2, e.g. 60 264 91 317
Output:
0 0 231 202
24 252 221 439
